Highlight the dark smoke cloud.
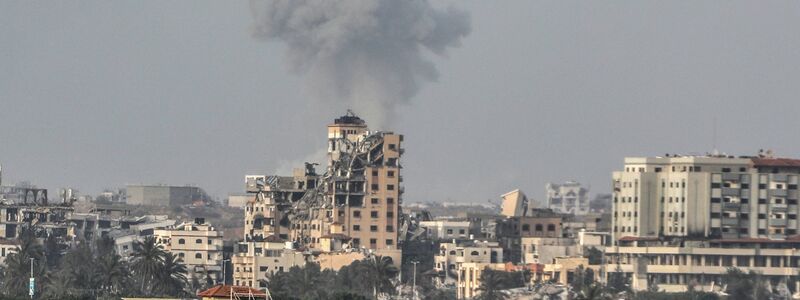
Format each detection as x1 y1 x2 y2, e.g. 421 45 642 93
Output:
250 0 471 128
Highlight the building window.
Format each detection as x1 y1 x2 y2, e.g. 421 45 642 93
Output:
353 225 361 231
178 239 185 244
446 229 453 234
535 224 543 231
196 239 202 244
372 170 378 176
260 266 268 272
353 211 361 218
386 226 394 232
371 211 379 218
195 253 202 259
387 171 395 177
387 185 395 191
386 239 393 246
522 224 530 231
386 211 394 218
547 224 556 231
353 239 360 246
370 225 378 232
178 253 184 258
370 239 377 245
371 184 379 191
371 198 379 204
387 198 394 204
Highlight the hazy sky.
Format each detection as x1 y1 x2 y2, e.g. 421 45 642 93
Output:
2 1 800 204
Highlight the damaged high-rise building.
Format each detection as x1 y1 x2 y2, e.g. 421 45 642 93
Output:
234 112 404 287
244 112 403 250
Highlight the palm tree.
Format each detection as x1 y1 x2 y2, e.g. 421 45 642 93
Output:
131 236 167 296
158 252 188 296
42 269 76 299
361 256 399 298
96 250 129 296
476 268 508 300
3 228 44 297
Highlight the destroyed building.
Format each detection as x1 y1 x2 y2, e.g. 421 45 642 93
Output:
234 113 404 287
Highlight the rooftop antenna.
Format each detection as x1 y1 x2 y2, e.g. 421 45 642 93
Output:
712 116 719 156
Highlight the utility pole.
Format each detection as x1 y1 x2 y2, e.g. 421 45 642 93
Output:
29 258 34 299
411 261 419 300
221 258 230 285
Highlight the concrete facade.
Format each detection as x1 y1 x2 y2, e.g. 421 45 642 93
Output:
420 220 471 241
154 220 224 282
607 154 800 293
126 185 208 206
546 181 589 215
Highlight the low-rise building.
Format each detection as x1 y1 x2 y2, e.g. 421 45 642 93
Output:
231 237 308 289
456 262 506 299
419 220 471 241
520 237 577 264
434 240 504 287
154 219 224 282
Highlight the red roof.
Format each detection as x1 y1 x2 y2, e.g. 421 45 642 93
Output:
751 158 800 168
197 285 267 298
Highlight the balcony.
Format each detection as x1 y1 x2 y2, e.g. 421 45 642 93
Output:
722 202 741 211
722 173 740 181
769 189 787 198
771 203 788 212
721 218 739 226
722 188 741 197
769 218 787 227
772 174 788 182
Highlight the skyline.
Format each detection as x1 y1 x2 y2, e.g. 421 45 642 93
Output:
3 1 800 202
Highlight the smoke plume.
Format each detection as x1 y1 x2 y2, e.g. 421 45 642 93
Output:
250 0 471 128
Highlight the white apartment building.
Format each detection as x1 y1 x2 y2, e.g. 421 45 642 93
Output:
607 154 800 292
154 219 224 282
420 220 471 241
434 241 503 287
546 181 589 215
